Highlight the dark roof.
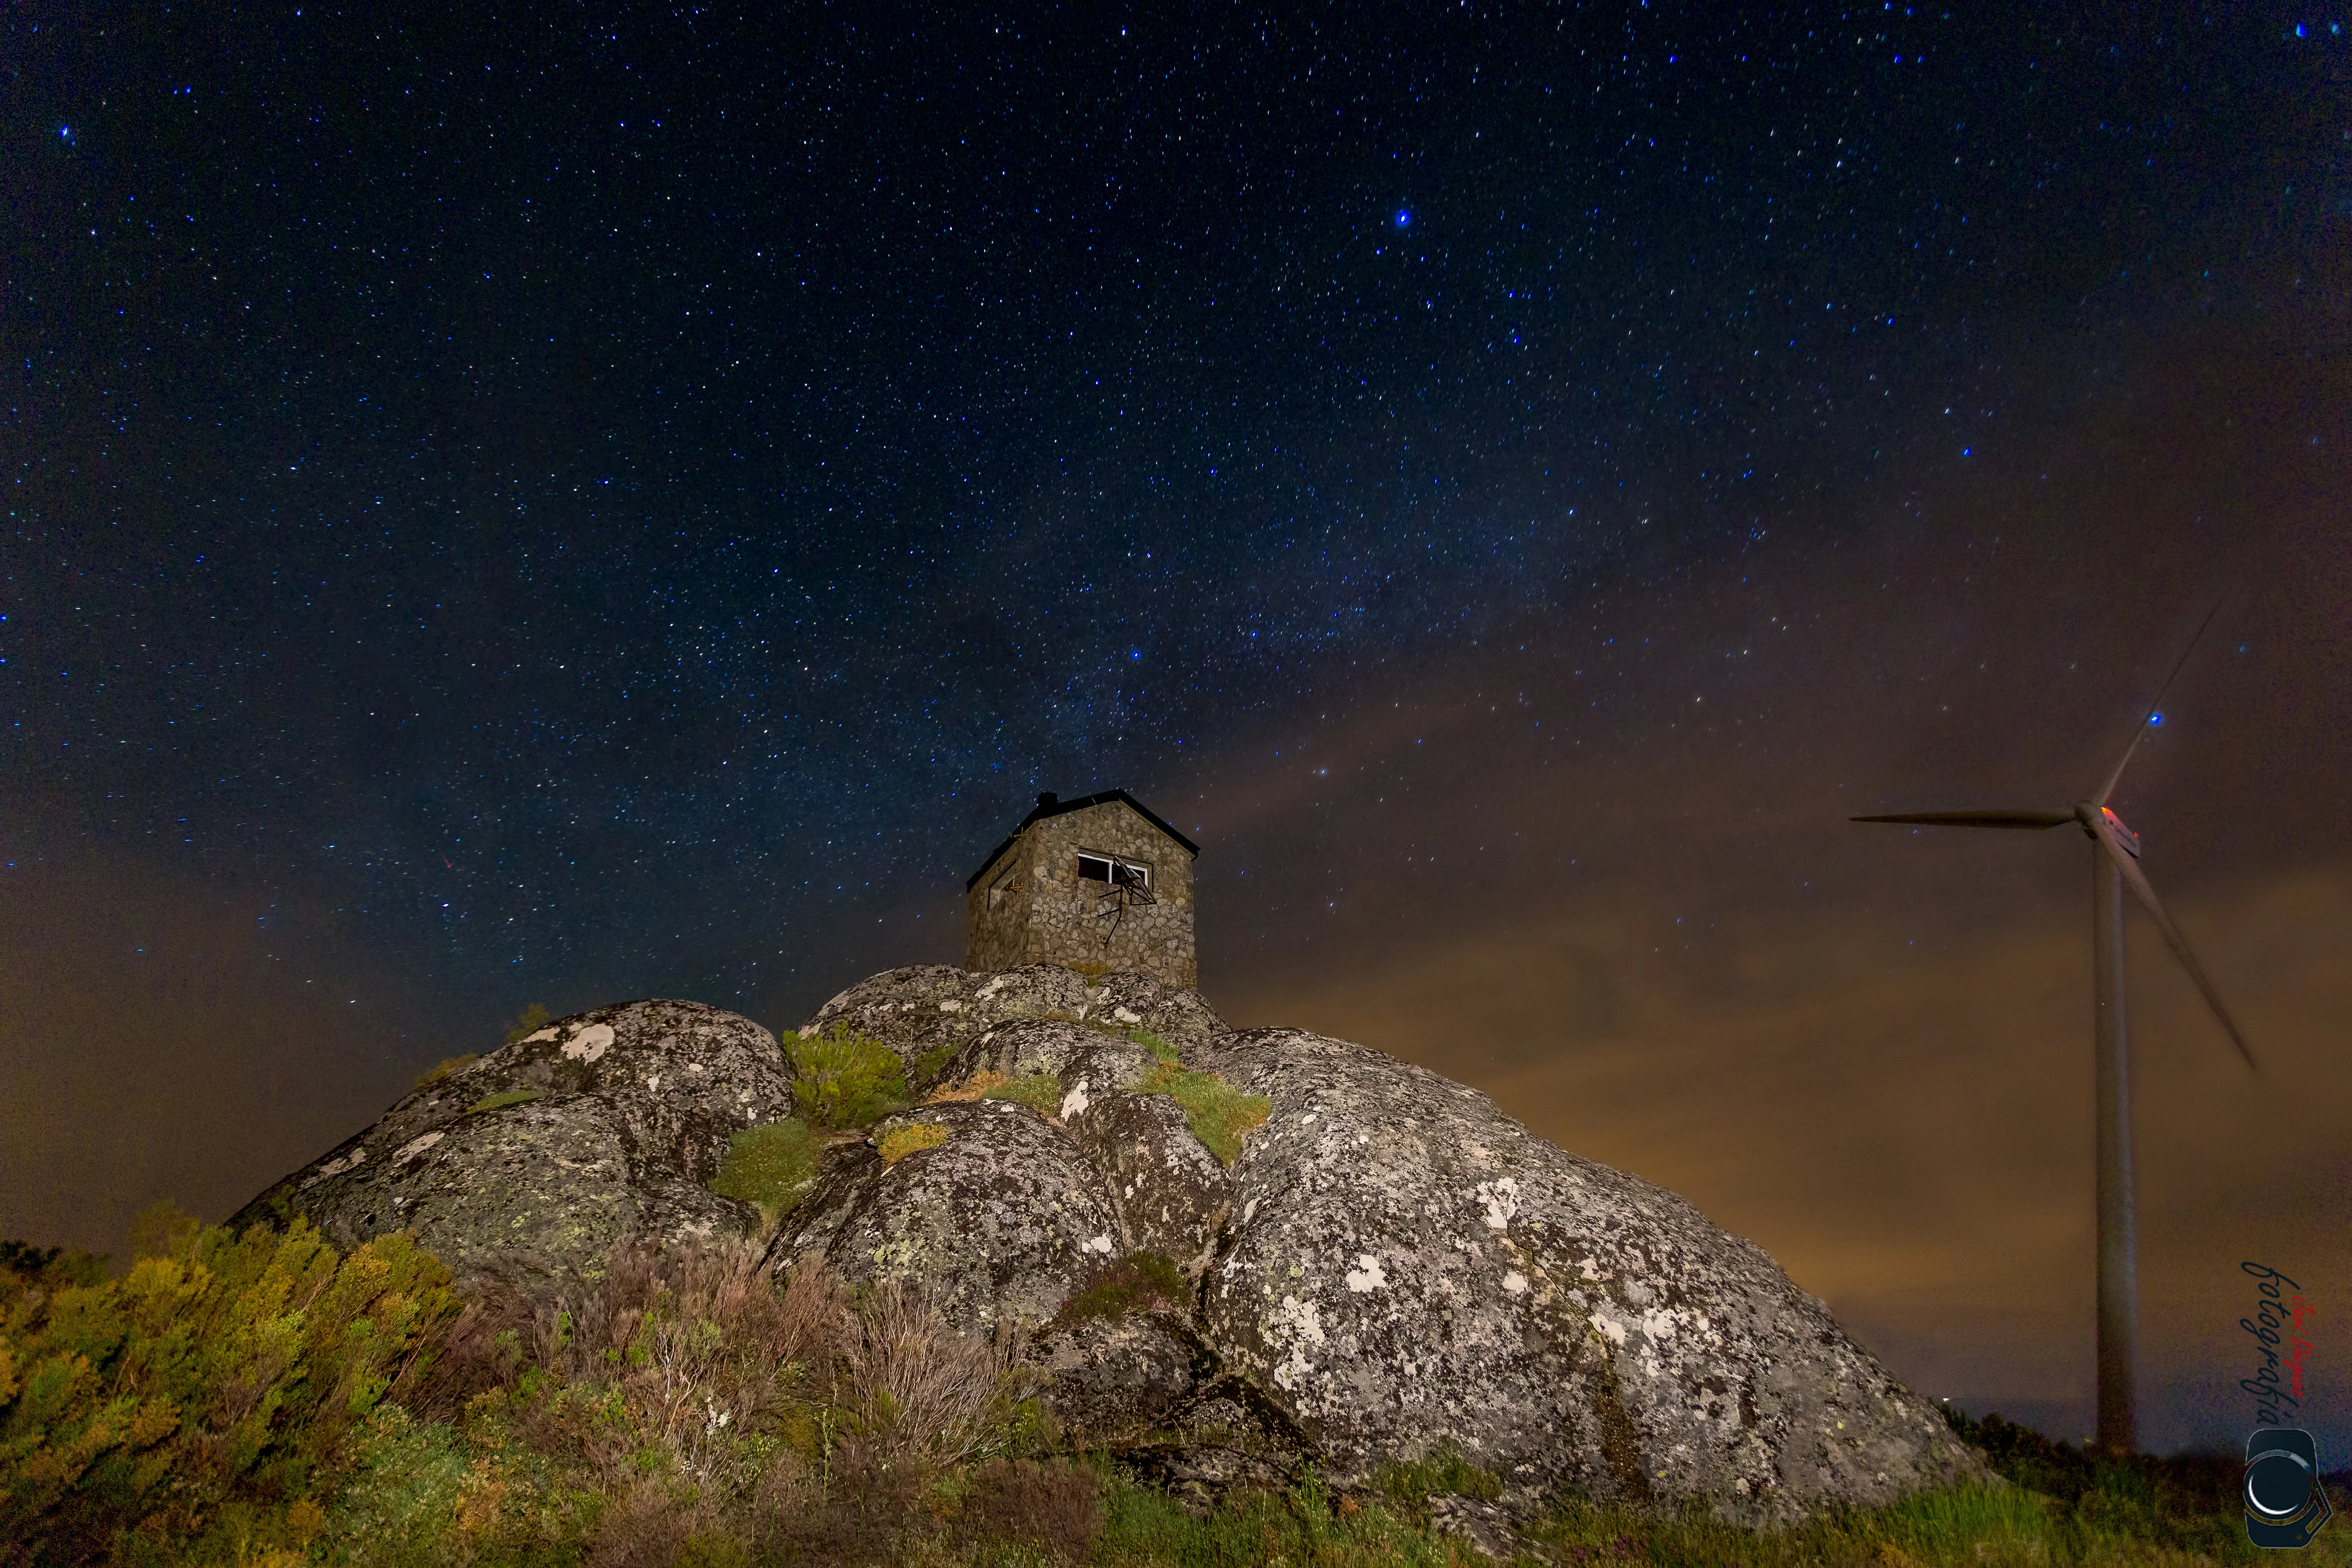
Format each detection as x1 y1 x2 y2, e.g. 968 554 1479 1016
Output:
965 790 1200 890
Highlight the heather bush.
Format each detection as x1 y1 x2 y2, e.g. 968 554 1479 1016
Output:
0 1218 458 1567
502 1003 552 1046
706 1119 824 1223
787 1023 910 1129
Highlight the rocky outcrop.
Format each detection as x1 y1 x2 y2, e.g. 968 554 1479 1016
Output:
771 966 1989 1528
241 963 1990 1530
232 999 794 1285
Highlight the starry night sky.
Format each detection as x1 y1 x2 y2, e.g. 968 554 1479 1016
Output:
5 4 2348 1456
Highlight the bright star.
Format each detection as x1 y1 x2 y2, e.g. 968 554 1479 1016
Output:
1394 209 1410 227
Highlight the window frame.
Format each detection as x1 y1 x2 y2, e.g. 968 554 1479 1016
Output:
1075 852 1151 893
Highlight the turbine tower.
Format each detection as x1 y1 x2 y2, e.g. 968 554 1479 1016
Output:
1853 606 2258 1457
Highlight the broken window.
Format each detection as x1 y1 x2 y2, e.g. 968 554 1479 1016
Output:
1076 853 1149 891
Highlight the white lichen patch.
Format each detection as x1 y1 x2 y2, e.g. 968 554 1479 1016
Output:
393 1131 444 1164
1060 1078 1092 1120
1267 1293 1327 1391
563 1022 616 1062
1502 1270 1530 1295
523 1026 560 1043
301 1146 368 1189
939 999 964 1013
1083 1232 1115 1255
1345 1253 1388 1292
1476 1176 1521 1231
1111 1005 1143 1025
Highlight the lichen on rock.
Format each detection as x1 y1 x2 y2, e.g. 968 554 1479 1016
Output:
232 998 796 1285
236 962 1990 1530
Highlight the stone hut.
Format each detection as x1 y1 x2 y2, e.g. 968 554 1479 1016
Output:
964 790 1199 987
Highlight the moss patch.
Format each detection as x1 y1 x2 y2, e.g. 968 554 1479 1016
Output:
877 1121 949 1165
1053 1252 1190 1325
707 1118 822 1218
982 1073 1066 1120
788 1022 909 1129
1135 1059 1270 1167
465 1086 542 1115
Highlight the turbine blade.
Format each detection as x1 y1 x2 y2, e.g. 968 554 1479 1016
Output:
2096 598 2225 806
2090 820 2260 1071
1851 810 2075 829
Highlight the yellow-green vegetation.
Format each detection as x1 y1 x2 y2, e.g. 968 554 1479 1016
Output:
1094 1472 1486 1566
910 1042 957 1089
786 1022 910 1128
1370 1441 1502 1506
412 1054 478 1090
0 1218 458 1567
502 1003 552 1046
1052 1252 1189 1326
878 1121 950 1165
982 1072 1066 1120
464 1086 542 1115
6 1217 2345 1567
707 1118 823 1222
1132 1040 1271 1168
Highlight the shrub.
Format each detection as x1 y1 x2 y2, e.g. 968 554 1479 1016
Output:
787 1023 909 1129
1053 1253 1189 1326
982 1073 1066 1120
0 1219 459 1566
502 1003 552 1045
877 1122 949 1166
411 1055 477 1090
0 1243 105 1291
1135 1058 1272 1167
952 1456 1105 1565
125 1198 202 1265
707 1119 822 1221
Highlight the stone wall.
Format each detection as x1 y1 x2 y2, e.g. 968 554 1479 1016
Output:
965 800 1196 987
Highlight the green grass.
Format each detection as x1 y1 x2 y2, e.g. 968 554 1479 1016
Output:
1134 1058 1271 1167
1370 1443 1502 1507
786 1022 910 1129
1052 1253 1189 1327
707 1118 822 1219
984 1073 1068 1120
1094 1471 1475 1567
464 1086 542 1115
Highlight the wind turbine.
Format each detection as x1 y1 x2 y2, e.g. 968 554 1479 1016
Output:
1853 606 2258 1457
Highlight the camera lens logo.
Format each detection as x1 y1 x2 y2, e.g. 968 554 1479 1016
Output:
2245 1428 2333 1549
